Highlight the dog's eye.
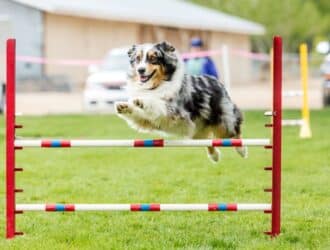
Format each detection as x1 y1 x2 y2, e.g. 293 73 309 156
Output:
135 55 141 63
149 55 158 64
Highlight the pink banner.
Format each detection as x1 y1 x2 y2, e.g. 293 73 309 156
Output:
16 48 271 66
181 49 222 59
16 56 101 66
230 49 269 61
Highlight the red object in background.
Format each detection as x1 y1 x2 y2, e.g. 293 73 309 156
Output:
271 36 282 237
6 39 16 239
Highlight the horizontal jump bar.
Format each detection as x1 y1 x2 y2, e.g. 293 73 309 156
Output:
14 139 270 148
282 119 304 126
16 203 271 212
282 90 303 97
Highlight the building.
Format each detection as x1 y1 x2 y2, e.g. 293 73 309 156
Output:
1 0 265 90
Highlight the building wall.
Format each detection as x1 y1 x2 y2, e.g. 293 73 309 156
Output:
44 13 252 89
0 16 11 82
209 32 251 86
138 25 211 52
0 0 43 80
44 13 139 89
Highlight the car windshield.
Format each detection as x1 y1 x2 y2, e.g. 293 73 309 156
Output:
101 53 129 71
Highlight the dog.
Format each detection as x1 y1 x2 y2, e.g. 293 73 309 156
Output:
115 41 247 162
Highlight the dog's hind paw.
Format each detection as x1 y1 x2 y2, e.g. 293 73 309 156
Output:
115 102 132 114
207 148 221 163
236 146 248 158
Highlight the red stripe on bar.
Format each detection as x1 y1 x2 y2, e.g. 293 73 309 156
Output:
212 139 222 147
208 203 218 211
130 204 141 211
60 141 71 147
153 139 164 147
133 140 144 147
41 140 52 147
231 139 242 147
227 203 237 211
65 204 75 211
45 204 56 211
150 204 160 211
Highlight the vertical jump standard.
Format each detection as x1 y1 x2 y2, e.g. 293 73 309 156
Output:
6 37 282 239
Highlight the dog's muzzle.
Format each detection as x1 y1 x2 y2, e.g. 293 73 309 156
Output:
139 70 156 83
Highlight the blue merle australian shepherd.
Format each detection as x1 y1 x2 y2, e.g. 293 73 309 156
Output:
115 41 247 162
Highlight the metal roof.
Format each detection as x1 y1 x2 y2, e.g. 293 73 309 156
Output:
12 0 265 35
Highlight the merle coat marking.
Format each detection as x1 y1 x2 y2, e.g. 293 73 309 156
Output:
115 41 247 162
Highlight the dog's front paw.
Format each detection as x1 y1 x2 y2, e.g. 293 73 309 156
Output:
132 98 144 109
115 102 132 114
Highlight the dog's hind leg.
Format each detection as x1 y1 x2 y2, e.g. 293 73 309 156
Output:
193 129 220 163
234 134 248 158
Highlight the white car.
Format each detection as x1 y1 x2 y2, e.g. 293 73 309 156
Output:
83 48 130 111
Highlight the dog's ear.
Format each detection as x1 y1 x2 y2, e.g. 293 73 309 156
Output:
157 41 175 53
128 45 136 59
156 41 178 81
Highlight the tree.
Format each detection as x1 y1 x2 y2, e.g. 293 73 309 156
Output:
190 0 329 52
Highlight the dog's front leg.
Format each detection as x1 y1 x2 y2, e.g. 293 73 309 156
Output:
131 98 167 120
115 100 163 131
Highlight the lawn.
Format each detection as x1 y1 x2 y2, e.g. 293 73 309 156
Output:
0 109 329 249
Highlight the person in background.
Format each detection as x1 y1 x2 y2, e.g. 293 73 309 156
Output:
184 37 219 79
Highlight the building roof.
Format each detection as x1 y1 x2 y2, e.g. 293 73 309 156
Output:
12 0 265 35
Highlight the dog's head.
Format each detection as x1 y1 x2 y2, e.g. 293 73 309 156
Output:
127 41 179 89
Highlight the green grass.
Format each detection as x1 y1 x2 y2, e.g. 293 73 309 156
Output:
0 109 329 249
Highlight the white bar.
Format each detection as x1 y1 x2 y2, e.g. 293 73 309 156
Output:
15 140 41 147
160 204 208 211
14 139 270 147
75 204 130 211
283 90 303 97
17 203 271 211
264 111 274 116
241 139 270 146
282 119 304 126
16 204 45 211
237 204 271 211
71 140 135 147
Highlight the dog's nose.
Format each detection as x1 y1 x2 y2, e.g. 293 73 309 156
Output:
138 67 146 75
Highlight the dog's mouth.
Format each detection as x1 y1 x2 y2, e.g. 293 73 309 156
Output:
139 70 156 83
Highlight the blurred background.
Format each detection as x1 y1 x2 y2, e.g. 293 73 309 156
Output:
0 0 329 114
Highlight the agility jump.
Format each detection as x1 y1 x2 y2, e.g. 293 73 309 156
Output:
6 37 282 239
